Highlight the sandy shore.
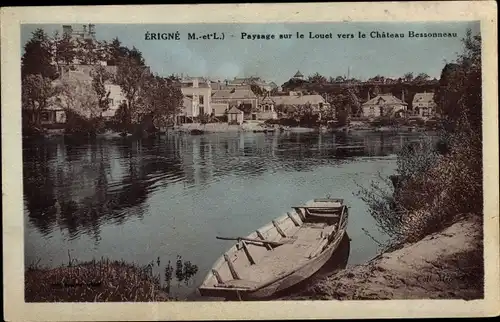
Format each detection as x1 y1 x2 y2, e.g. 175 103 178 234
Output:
281 216 483 300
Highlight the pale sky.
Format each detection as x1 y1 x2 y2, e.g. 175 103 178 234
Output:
21 22 480 86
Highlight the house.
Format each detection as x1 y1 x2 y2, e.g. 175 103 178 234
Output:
39 105 67 126
211 88 258 117
412 92 437 118
362 94 408 118
270 92 331 118
180 77 212 118
227 106 244 125
257 96 278 120
53 67 127 120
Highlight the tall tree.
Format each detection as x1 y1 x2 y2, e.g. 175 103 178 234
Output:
21 28 57 79
54 32 76 67
91 65 112 114
115 56 150 128
434 28 481 132
139 75 183 129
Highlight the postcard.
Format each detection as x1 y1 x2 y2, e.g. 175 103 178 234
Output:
1 2 499 321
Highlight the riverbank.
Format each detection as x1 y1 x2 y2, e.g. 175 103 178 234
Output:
281 215 483 300
25 259 171 302
23 121 431 139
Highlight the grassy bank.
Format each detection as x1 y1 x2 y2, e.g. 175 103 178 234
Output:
25 259 171 302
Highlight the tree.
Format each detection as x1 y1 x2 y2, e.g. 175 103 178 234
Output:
139 75 183 129
107 37 127 66
115 56 150 128
58 79 100 119
21 28 57 79
403 72 414 82
22 74 60 126
413 73 430 83
308 72 327 84
128 46 145 66
91 65 112 114
434 28 481 132
250 84 265 97
54 31 76 67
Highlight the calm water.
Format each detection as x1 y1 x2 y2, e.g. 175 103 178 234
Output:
23 131 429 299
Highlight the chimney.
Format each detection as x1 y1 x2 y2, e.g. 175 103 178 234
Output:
367 91 370 101
193 78 199 88
401 89 405 102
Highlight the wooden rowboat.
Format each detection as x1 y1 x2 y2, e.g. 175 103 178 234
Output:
198 198 349 300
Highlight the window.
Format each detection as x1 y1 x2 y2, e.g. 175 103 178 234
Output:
40 111 50 122
108 98 114 106
199 95 204 104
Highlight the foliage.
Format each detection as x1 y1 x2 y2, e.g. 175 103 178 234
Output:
403 72 414 82
90 65 112 113
22 74 60 126
22 28 57 79
25 258 172 302
58 79 100 119
250 84 266 97
138 75 184 129
53 31 76 67
357 28 483 246
308 72 328 84
114 56 150 127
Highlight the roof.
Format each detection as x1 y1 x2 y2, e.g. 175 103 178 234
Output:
293 70 304 78
227 106 243 114
212 88 257 100
270 94 326 106
362 94 407 106
412 92 435 103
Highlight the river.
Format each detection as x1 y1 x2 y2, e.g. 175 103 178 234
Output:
23 131 431 300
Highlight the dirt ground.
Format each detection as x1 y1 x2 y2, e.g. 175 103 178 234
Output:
281 217 483 300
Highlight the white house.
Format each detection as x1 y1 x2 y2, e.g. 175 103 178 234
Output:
362 94 408 118
412 92 437 118
227 106 244 125
180 77 212 118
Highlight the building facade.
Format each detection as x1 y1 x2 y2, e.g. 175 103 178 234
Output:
180 77 212 119
362 94 408 118
412 92 437 118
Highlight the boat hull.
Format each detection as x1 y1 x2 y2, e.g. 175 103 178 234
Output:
199 227 347 300
246 228 346 300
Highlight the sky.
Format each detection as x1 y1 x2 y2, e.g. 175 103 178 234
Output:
21 22 480 86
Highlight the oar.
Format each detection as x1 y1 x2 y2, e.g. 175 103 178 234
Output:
216 236 295 247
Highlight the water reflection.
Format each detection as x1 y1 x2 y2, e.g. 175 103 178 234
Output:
24 131 433 299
